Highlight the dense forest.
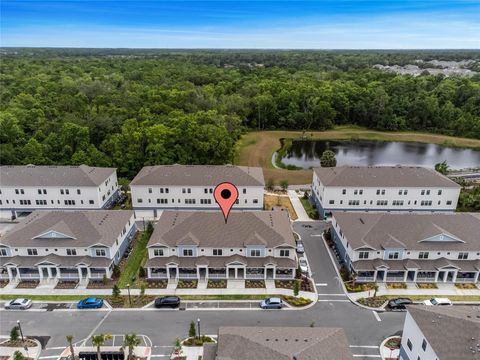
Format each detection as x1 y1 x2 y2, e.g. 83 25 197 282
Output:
1 49 479 178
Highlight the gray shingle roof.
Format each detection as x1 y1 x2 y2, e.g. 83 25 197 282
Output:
148 211 295 249
130 165 264 186
145 255 296 269
352 259 480 272
0 255 112 268
314 166 460 188
0 210 134 248
333 212 480 251
407 305 480 360
213 327 353 360
0 165 116 187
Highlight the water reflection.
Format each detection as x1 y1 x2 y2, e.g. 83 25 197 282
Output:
280 140 480 170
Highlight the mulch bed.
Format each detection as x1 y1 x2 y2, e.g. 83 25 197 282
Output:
357 296 389 308
87 279 116 289
386 282 407 289
55 280 78 289
16 280 39 289
146 280 168 288
207 280 227 289
275 278 314 292
455 283 478 289
245 280 265 288
105 295 155 308
416 283 438 289
0 280 9 288
177 280 198 289
275 280 295 289
1 339 38 347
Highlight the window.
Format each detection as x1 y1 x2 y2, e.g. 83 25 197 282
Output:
20 189 24 194
407 339 413 351
65 189 69 195
458 252 468 260
38 189 42 194
138 198 143 203
204 188 208 194
426 190 430 195
187 188 191 193
27 249 38 256
182 188 186 194
342 189 346 195
160 188 164 193
64 200 76 205
157 198 168 204
359 190 363 195
253 199 258 204
422 339 427 351
376 189 380 195
15 189 19 194
249 249 261 257
243 189 246 194
438 190 442 195
77 189 81 195
359 251 369 259
185 199 196 204
421 190 425 195
279 249 290 257
354 190 358 195
60 189 64 195
388 252 400 259
182 249 193 257
0 249 7 256
446 200 452 205
89 200 94 204
154 249 164 256
419 252 429 259
66 249 77 256
213 249 223 256
376 200 388 206
329 200 335 204
398 190 402 195
95 249 107 257
166 188 169 193
148 188 152 194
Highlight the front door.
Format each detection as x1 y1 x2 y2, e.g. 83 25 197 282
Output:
199 268 207 280
237 268 244 279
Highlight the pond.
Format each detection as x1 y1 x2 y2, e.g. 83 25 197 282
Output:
278 140 480 170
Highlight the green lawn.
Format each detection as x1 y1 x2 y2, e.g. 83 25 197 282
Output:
362 295 480 304
299 197 319 219
0 294 86 301
117 231 150 288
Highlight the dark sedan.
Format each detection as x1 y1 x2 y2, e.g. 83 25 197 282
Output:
387 298 413 311
154 296 180 308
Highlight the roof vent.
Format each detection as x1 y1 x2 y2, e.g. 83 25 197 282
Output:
359 218 365 224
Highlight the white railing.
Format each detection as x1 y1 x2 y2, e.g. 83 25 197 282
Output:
357 276 375 282
59 273 80 279
456 277 476 283
0 273 10 279
416 277 436 282
89 273 106 279
385 276 406 282
275 274 294 279
246 274 264 279
178 273 198 279
208 273 227 279
19 273 40 279
150 273 168 279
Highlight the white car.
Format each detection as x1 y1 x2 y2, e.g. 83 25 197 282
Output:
299 257 309 273
296 241 305 254
4 298 33 310
423 298 452 306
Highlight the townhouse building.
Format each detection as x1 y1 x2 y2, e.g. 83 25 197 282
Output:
203 327 353 360
400 305 479 360
130 165 264 220
311 166 461 218
0 210 136 283
0 165 119 220
330 211 480 284
145 211 296 282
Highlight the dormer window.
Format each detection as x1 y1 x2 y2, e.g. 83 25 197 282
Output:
279 250 290 257
249 249 261 257
0 249 7 256
95 249 106 257
458 252 468 260
27 249 38 256
154 249 164 257
66 249 77 256
183 249 193 257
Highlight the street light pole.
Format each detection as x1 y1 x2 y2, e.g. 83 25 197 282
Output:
197 318 201 339
127 284 131 306
17 320 25 343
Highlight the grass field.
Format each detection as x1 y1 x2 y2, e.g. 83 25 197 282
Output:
264 194 298 220
117 231 150 288
234 126 480 185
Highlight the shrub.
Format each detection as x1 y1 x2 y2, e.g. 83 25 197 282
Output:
102 274 108 285
280 180 289 191
13 351 25 360
112 265 121 278
266 178 275 191
140 282 146 297
112 284 121 298
282 296 312 307
138 266 146 278
293 280 300 297
189 321 196 338
10 326 19 341
146 222 154 236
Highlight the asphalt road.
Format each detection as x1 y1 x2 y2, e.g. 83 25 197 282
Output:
0 220 405 359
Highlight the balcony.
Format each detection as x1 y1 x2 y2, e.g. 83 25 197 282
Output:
150 272 168 279
58 273 80 279
208 273 227 279
356 276 375 282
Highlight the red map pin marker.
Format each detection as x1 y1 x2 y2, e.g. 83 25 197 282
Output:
214 182 239 223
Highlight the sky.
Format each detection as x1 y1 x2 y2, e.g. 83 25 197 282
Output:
1 0 479 49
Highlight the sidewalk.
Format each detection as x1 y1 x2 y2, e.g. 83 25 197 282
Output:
348 286 480 301
287 190 312 222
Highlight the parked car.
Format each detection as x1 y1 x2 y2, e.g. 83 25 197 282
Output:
154 296 180 308
4 298 33 310
260 297 284 309
77 297 104 309
296 241 305 254
299 257 309 273
423 298 452 306
302 224 313 228
387 298 413 311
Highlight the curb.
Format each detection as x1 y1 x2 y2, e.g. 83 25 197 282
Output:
379 336 401 360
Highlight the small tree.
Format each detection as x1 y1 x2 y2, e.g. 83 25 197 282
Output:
102 274 108 285
146 221 154 236
112 284 121 298
173 338 182 355
265 178 275 191
66 335 75 360
138 266 146 278
293 279 300 297
122 334 141 360
139 282 146 297
91 334 112 360
303 191 309 199
189 320 196 338
10 326 19 341
320 150 336 167
295 264 302 279
112 264 121 278
280 180 289 191
13 351 25 360
435 160 449 175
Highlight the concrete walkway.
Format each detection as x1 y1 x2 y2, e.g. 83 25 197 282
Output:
348 286 480 301
287 190 312 222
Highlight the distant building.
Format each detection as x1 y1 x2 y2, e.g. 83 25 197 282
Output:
400 305 480 360
311 166 460 218
0 165 119 220
202 326 353 360
145 211 296 282
0 210 136 283
331 211 480 284
130 165 264 220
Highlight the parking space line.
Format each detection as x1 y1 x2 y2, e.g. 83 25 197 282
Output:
372 311 382 322
352 355 381 358
315 283 328 286
349 345 379 349
39 356 59 359
317 299 350 302
317 293 346 296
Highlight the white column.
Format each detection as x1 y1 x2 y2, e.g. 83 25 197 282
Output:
206 267 209 280
56 268 61 279
235 268 238 279
105 267 111 278
47 267 52 279
403 271 408 282
7 267 13 281
373 270 378 282
434 271 440 283
78 267 83 279
87 267 92 279
38 267 44 279
413 271 418 282
474 271 479 284
264 267 267 280
451 271 458 283
196 267 200 279
147 268 152 279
